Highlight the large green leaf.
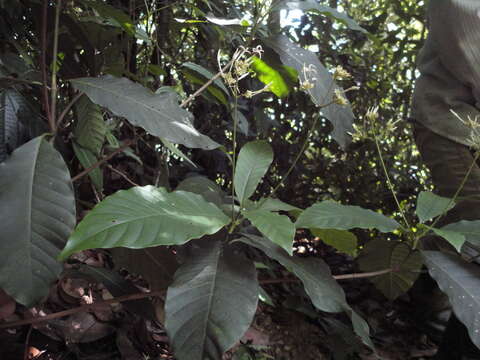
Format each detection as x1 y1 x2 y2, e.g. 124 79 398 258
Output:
243 209 295 255
70 75 219 150
73 95 106 156
281 1 367 33
358 239 423 300
0 136 76 305
296 200 400 233
416 191 454 224
59 186 230 260
440 220 480 246
423 251 480 349
431 228 465 253
234 140 273 205
311 228 358 257
165 240 259 360
238 235 373 349
72 142 103 191
267 34 354 148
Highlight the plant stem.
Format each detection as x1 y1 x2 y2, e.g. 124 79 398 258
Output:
72 141 134 182
0 290 164 329
270 118 318 198
259 268 393 285
55 91 84 133
232 97 239 215
41 0 51 129
374 134 410 229
49 0 62 132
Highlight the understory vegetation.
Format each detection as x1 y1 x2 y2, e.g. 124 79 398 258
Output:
1 0 480 359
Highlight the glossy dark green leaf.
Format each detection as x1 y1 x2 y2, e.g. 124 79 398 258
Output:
238 235 373 349
73 95 106 156
0 136 76 305
165 240 259 360
234 140 273 205
72 142 103 191
296 200 400 232
59 186 230 260
423 251 480 349
243 209 295 255
358 239 423 300
71 75 219 150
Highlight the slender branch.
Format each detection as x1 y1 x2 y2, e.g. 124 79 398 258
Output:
23 326 33 360
374 134 410 229
270 118 318 198
41 0 51 128
55 91 83 132
333 268 393 280
180 56 236 108
259 268 393 285
49 0 62 131
107 164 140 187
72 141 134 182
0 290 164 329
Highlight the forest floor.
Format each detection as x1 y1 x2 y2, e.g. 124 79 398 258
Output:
0 235 439 360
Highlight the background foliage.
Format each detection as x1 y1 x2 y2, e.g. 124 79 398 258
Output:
0 0 445 358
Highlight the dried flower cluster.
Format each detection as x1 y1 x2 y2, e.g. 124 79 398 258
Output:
351 106 400 142
451 110 480 152
219 46 271 98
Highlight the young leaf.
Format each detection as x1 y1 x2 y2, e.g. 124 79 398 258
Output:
234 140 273 205
72 142 103 191
296 200 400 233
0 136 76 306
423 251 480 350
165 240 259 360
416 191 454 223
238 234 373 349
282 1 367 33
266 34 353 148
243 209 295 255
70 75 219 150
358 239 423 300
250 56 297 98
311 229 358 257
59 186 230 260
73 95 106 156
